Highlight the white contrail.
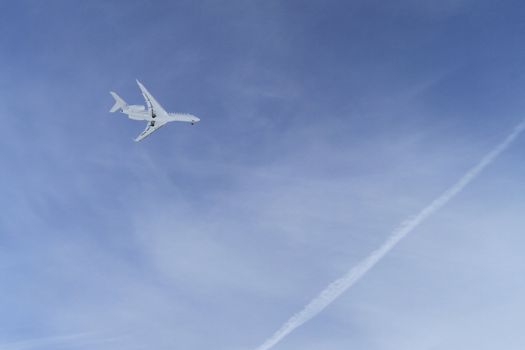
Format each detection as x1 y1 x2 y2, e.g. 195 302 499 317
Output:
255 120 525 350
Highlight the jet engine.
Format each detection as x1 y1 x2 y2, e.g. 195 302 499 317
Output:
128 105 145 111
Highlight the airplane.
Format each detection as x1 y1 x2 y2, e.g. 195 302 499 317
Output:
109 80 200 142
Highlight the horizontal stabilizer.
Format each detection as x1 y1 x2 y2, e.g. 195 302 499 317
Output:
109 91 127 112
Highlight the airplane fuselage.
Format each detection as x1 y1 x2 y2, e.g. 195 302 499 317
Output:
122 108 199 124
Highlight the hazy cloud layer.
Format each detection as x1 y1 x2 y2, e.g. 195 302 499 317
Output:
1 1 525 350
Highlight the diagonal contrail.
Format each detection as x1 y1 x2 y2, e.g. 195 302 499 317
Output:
254 120 525 350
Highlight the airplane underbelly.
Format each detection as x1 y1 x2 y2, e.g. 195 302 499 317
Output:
127 111 148 120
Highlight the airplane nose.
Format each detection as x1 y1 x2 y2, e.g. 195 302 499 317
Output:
190 116 200 125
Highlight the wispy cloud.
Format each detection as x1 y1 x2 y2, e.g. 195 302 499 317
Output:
0 332 122 350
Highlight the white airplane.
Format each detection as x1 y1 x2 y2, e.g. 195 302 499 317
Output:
109 80 200 141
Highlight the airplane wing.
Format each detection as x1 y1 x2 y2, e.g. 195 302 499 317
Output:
136 80 168 117
134 120 168 142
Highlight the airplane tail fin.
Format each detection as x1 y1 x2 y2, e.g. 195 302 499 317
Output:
109 91 127 112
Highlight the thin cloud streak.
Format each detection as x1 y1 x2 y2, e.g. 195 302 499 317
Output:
0 333 96 350
254 120 525 350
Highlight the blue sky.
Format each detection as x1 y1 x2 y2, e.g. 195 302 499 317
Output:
1 1 525 349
